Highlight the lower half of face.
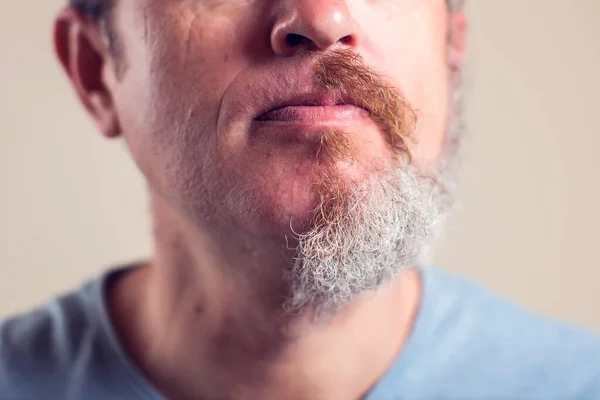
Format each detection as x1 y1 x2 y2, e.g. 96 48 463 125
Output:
132 97 447 248
135 113 399 238
115 1 452 242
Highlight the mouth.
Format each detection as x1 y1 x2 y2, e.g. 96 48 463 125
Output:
254 93 370 126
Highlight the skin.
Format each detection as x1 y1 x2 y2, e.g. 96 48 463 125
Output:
54 0 467 399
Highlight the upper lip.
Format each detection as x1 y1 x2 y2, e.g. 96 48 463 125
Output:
254 92 366 120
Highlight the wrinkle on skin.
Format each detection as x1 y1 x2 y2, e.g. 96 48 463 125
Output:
183 12 200 67
199 0 255 13
143 6 149 42
175 2 250 67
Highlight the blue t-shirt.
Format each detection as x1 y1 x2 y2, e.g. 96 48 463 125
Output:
1 266 600 399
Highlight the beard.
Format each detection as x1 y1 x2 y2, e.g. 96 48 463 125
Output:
283 157 454 316
282 50 464 316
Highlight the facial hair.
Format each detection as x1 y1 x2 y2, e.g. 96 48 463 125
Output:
282 50 458 316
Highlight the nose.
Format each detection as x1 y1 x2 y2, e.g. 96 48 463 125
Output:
270 0 363 56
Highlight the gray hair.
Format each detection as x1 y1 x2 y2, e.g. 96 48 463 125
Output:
449 0 466 11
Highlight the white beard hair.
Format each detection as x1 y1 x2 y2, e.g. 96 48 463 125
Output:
283 159 454 317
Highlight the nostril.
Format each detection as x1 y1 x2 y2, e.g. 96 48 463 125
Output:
339 35 353 45
285 33 305 47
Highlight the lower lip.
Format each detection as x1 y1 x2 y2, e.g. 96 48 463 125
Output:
255 105 370 126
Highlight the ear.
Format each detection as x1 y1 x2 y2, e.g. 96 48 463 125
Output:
448 11 468 71
54 7 121 138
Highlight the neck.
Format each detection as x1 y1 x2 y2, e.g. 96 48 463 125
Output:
109 191 422 400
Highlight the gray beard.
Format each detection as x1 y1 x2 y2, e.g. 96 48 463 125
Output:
283 75 464 317
283 161 453 316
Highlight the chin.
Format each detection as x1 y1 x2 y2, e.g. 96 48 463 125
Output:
253 156 377 233
252 173 327 236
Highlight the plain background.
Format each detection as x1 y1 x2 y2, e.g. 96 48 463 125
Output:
1 1 599 331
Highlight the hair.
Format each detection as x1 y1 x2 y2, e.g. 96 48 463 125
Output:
69 0 109 21
448 0 466 11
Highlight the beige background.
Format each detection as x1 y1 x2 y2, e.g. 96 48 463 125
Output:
1 1 599 331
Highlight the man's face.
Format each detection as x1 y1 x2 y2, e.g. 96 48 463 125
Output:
105 0 457 238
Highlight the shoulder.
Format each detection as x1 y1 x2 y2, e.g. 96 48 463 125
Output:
413 267 600 398
0 282 100 398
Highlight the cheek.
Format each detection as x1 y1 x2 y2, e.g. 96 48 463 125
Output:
145 8 238 128
117 4 253 196
357 2 451 166
405 55 450 168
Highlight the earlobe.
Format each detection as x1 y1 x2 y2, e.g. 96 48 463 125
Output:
89 91 121 138
54 7 121 138
448 12 468 71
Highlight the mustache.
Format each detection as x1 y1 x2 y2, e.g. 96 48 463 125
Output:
313 48 417 161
